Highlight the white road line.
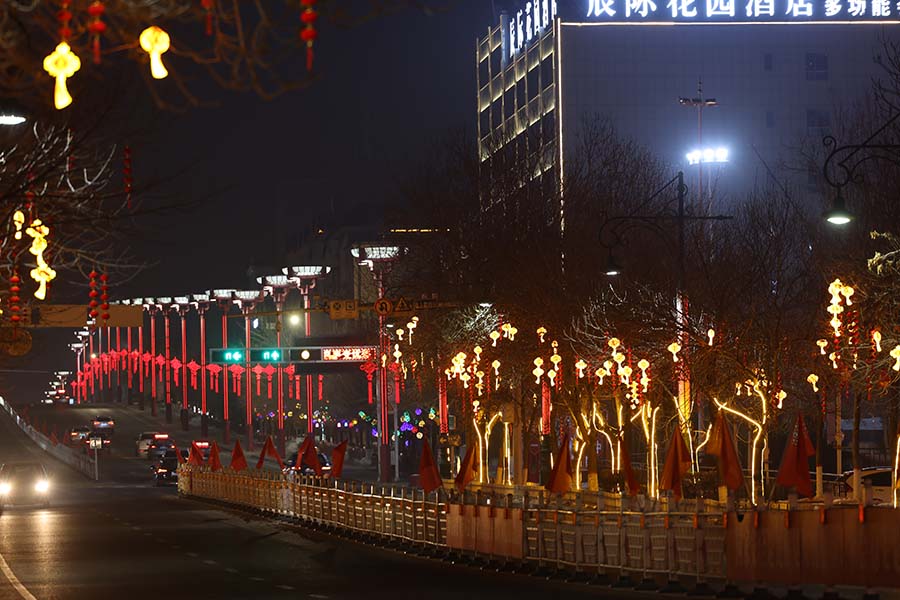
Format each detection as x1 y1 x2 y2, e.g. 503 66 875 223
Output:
224 568 239 574
202 560 218 566
0 548 38 600
276 585 295 591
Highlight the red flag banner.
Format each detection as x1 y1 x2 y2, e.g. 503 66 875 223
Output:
620 443 641 496
660 428 692 501
454 444 479 492
546 434 572 494
707 410 744 491
776 414 816 498
188 443 205 466
418 439 442 494
255 436 285 470
207 441 223 472
331 440 348 479
49 432 59 446
174 444 186 465
296 436 322 476
230 439 248 471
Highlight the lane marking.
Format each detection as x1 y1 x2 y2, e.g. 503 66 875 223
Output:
249 577 266 582
0 548 38 600
186 552 199 558
224 568 239 574
202 560 218 566
276 585 295 591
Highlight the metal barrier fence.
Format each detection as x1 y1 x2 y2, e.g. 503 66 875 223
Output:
0 398 97 480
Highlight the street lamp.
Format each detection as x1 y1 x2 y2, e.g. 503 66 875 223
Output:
173 296 193 430
192 293 213 438
281 265 331 446
234 289 264 451
604 251 623 277
351 244 403 482
257 275 294 456
0 100 27 126
69 342 84 403
209 289 236 443
157 296 175 423
823 193 854 226
142 298 161 417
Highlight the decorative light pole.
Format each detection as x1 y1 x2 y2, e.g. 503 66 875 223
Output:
173 296 193 431
210 289 236 443
234 290 264 451
351 244 402 482
156 296 174 424
282 265 331 443
192 293 212 438
142 298 160 417
257 275 292 457
69 341 84 403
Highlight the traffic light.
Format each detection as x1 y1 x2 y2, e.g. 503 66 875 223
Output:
248 348 288 363
209 349 245 363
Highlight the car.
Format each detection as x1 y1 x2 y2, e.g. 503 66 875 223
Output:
92 415 115 433
191 440 212 460
69 426 91 445
0 462 51 507
839 467 896 504
150 456 180 486
283 452 332 477
146 437 176 460
136 432 163 456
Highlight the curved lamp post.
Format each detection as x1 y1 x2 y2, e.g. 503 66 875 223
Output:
142 298 161 417
234 290 264 451
173 296 193 430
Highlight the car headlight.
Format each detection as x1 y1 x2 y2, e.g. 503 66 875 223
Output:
34 480 49 493
0 482 11 495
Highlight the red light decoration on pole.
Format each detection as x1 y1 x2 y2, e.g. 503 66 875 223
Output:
99 273 110 325
439 376 448 434
541 380 551 435
300 0 318 71
87 1 106 64
360 361 376 405
201 0 215 35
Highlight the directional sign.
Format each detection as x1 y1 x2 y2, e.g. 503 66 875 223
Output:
373 298 393 316
328 299 360 320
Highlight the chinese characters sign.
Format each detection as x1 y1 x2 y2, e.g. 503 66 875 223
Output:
508 0 559 60
585 0 899 20
322 347 377 362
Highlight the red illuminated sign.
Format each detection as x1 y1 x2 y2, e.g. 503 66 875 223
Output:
322 346 377 362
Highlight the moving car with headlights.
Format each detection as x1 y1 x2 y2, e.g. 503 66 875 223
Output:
151 455 179 486
146 436 176 460
91 415 115 434
136 432 164 457
0 462 51 507
192 440 212 460
69 426 91 445
86 429 112 455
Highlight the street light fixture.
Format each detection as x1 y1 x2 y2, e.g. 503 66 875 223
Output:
0 100 27 126
172 296 193 430
208 289 237 443
604 252 623 277
234 289 265 451
824 193 854 226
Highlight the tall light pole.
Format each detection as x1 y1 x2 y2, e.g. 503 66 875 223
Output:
193 293 212 438
156 296 174 424
679 79 718 209
69 342 84 403
257 275 292 457
282 265 331 444
130 298 146 411
210 289 236 443
234 290 264 451
351 244 402 483
173 296 193 431
142 299 160 418
120 300 135 405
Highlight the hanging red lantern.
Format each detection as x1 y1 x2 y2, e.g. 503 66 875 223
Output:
9 272 22 326
201 0 215 36
100 273 110 324
300 0 318 72
87 1 106 64
88 270 99 325
58 0 73 42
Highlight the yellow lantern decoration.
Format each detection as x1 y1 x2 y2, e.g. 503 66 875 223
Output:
550 352 562 369
816 339 828 355
473 345 482 361
776 389 787 409
43 42 81 110
841 284 854 306
547 369 557 387
490 330 501 347
807 374 819 393
637 358 650 392
460 372 471 389
396 328 405 341
620 365 633 384
707 328 715 346
491 359 500 377
12 211 24 240
667 342 681 362
890 345 900 371
595 367 608 385
829 352 839 370
537 327 547 343
873 330 882 353
533 357 544 384
613 352 625 368
140 26 171 79
507 326 517 341
392 344 402 363
608 337 621 352
406 319 417 344
25 219 56 300
574 359 587 378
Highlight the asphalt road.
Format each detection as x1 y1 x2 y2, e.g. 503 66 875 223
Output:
0 402 639 600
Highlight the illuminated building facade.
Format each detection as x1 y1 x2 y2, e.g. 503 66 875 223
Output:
477 0 897 207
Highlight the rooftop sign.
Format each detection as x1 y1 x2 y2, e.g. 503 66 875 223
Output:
584 0 900 21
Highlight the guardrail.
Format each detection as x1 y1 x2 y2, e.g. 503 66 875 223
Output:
0 398 97 480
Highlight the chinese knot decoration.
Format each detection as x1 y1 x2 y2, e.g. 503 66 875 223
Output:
201 0 215 35
300 0 318 71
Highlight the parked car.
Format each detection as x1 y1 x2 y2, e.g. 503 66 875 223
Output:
0 462 51 507
839 467 895 504
135 432 163 456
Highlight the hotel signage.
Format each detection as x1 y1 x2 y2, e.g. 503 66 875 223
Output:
585 0 899 20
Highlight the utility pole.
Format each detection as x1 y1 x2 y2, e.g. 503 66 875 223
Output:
679 78 718 210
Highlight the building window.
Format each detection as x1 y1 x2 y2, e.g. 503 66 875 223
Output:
542 110 556 141
504 88 515 120
517 79 526 111
527 67 539 101
806 108 831 130
479 58 489 86
541 58 554 90
480 108 490 137
490 48 501 77
765 110 774 128
763 53 773 72
491 102 502 132
805 53 828 81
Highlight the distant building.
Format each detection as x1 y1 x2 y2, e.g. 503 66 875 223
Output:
477 0 897 215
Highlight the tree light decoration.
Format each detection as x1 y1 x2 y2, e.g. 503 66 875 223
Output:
613 352 625 368
43 42 80 109
395 328 404 341
547 369 557 387
807 374 819 393
12 211 24 240
490 330 500 347
715 398 764 505
406 318 417 343
537 327 547 343
392 344 402 363
667 342 681 362
501 323 511 338
473 345 482 361
829 352 840 370
873 330 882 353
532 357 544 384
816 339 828 355
707 328 715 346
890 346 900 371
491 359 500 376
507 326 517 340
776 389 787 409
25 219 55 300
619 365 633 384
595 367 609 385
550 350 562 370
575 359 587 378
140 26 171 80
841 284 854 305
637 359 650 391
608 337 621 352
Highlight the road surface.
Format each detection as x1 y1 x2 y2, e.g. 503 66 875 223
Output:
0 402 640 599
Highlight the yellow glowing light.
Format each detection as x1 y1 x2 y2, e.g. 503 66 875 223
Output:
841 285 854 305
873 330 883 353
550 352 562 369
507 326 517 341
829 352 839 370
637 359 650 392
392 344 402 363
667 342 681 362
532 366 544 384
715 399 763 505
575 359 587 378
595 367 608 385
25 219 55 300
12 211 24 240
620 365 633 384
694 423 713 469
406 320 417 343
707 328 715 346
893 433 900 508
547 369 557 386
816 339 828 355
890 346 900 371
537 327 547 343
139 26 171 79
490 330 501 347
396 329 405 341
828 279 844 304
776 389 787 410
473 418 484 483
807 374 819 393
491 359 500 376
43 42 81 110
613 353 625 368
473 345 482 359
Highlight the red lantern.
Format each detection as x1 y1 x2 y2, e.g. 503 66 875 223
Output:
58 0 73 41
88 270 99 325
300 0 318 71
360 361 376 405
87 1 106 64
9 272 21 325
99 273 110 325
201 0 215 35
